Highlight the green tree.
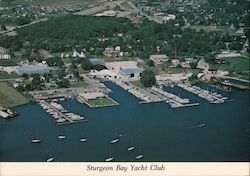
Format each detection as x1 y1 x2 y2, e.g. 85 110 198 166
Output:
81 59 91 70
147 60 155 67
140 70 156 87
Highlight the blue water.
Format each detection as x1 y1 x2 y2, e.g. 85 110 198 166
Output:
0 82 249 162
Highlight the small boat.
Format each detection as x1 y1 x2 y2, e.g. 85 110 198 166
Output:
197 123 206 128
135 154 144 159
110 138 119 144
110 129 119 144
47 148 54 162
128 137 135 151
31 139 41 143
58 135 66 139
31 129 41 144
80 138 87 142
105 157 114 162
105 148 114 162
47 157 54 162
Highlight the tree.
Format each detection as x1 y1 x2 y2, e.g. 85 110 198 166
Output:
81 59 91 70
1 24 7 31
147 60 155 67
140 70 156 87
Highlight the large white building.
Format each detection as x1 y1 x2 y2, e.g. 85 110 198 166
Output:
0 47 11 60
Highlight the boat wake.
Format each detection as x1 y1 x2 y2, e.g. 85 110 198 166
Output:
185 123 206 129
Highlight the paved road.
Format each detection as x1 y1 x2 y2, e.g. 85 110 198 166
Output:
0 18 48 36
75 0 125 16
127 1 163 24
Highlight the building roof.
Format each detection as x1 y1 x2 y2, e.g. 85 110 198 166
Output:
78 92 105 100
119 68 144 75
0 46 7 54
89 58 104 66
15 65 51 75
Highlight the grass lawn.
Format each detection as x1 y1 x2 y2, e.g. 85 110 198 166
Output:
120 1 133 9
0 81 29 108
0 72 20 79
86 96 118 107
130 80 144 88
70 81 88 88
211 57 250 73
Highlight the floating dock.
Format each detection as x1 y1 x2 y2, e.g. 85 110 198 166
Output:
38 100 86 125
178 83 227 104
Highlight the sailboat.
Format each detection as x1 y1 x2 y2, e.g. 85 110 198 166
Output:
46 148 54 162
80 137 87 142
135 153 144 159
105 148 114 162
135 149 144 159
31 129 41 144
110 129 119 144
127 137 135 151
58 135 66 139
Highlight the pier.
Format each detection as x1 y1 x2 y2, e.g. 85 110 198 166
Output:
151 86 199 108
39 100 86 125
178 83 227 104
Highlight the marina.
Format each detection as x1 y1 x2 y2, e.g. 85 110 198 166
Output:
0 82 249 162
38 100 87 125
178 83 228 104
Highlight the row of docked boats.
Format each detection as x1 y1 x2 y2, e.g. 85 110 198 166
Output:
38 100 85 123
178 83 227 104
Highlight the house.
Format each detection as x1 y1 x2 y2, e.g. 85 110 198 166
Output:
105 61 144 81
216 51 241 59
119 68 144 80
196 59 209 70
103 47 119 57
0 46 11 60
15 65 51 75
149 54 168 65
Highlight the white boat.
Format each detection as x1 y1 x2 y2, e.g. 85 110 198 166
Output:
31 139 41 143
58 135 66 139
47 148 54 162
197 123 206 128
105 157 114 162
128 137 135 151
105 148 114 162
135 154 144 159
128 146 135 151
110 129 119 144
110 138 119 144
80 138 87 142
31 129 41 144
47 157 54 162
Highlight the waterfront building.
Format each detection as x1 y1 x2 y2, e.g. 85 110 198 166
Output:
0 46 11 60
15 65 51 75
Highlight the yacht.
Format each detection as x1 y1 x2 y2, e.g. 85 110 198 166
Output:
127 137 135 151
31 139 41 143
105 148 114 162
47 157 54 162
197 123 206 128
135 154 144 159
58 135 66 139
80 138 87 142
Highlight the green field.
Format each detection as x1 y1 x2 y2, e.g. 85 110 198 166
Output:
130 80 144 88
70 81 88 88
211 57 250 73
0 82 29 108
0 72 20 79
86 96 118 107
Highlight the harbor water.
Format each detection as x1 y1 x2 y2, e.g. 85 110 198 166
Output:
0 82 249 161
